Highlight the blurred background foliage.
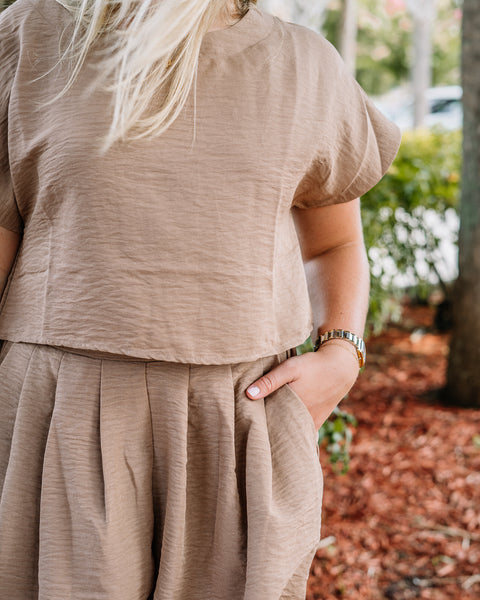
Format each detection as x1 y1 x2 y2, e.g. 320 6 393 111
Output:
363 128 461 334
319 0 461 96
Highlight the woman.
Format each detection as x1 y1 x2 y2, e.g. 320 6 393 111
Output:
0 0 401 598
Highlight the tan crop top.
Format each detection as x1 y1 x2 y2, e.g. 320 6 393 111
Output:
0 0 401 364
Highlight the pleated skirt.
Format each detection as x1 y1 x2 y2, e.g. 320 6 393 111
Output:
0 340 323 600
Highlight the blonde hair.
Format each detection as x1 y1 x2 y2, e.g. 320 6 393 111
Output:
50 0 257 152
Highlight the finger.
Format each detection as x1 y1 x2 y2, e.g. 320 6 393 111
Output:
245 361 294 400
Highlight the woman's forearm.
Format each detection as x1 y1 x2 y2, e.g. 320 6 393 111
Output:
304 240 370 344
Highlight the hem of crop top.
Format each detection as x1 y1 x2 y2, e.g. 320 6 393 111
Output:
0 326 313 365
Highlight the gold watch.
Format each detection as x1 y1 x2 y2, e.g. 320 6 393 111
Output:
313 329 366 368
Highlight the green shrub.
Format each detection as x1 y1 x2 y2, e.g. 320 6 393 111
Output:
362 127 461 333
317 407 358 474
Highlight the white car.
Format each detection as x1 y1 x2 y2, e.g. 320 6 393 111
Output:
374 85 463 131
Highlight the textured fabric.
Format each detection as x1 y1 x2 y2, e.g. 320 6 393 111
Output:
0 340 323 600
0 0 402 364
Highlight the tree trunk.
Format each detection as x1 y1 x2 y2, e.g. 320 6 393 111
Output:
405 0 435 128
412 15 432 127
446 0 480 406
340 0 357 76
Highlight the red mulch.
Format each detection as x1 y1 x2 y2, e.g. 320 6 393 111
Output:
307 303 480 600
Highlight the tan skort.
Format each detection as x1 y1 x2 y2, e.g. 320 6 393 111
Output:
0 341 323 600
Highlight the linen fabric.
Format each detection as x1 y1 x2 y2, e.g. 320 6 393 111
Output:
0 0 401 364
0 340 323 600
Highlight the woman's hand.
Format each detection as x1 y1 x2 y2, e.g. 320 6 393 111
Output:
245 341 360 430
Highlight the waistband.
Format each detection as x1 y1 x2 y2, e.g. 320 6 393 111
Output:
49 344 162 362
1 340 298 364
52 345 299 362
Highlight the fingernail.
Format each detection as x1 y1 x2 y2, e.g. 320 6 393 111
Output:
247 385 260 397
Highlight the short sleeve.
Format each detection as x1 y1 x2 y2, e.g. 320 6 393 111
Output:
292 39 402 209
0 5 24 234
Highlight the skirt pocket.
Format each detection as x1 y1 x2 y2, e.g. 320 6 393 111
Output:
283 382 319 446
275 350 319 450
237 351 323 599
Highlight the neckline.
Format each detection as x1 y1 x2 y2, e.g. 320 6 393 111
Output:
200 5 274 56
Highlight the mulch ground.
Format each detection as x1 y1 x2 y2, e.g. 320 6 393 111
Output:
307 302 480 600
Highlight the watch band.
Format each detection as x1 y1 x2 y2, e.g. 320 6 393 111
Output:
314 329 366 368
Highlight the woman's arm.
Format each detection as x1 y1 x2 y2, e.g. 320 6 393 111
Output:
245 198 370 429
0 225 21 295
293 198 369 340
